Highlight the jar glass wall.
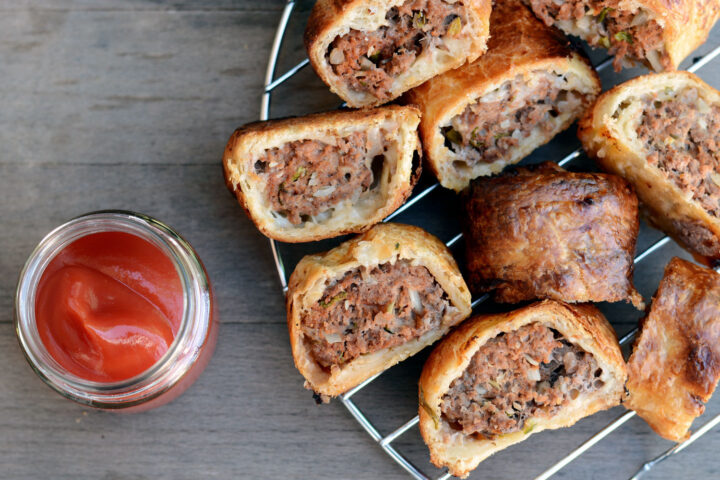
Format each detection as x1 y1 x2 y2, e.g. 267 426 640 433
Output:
15 211 218 412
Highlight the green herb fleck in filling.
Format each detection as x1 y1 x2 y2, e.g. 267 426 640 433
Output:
597 7 613 23
614 31 633 43
447 16 462 37
320 291 347 309
291 167 306 182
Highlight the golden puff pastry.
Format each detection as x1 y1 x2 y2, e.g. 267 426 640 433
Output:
223 105 421 243
304 0 491 108
626 257 720 441
579 72 720 265
419 300 626 478
405 0 600 191
526 0 720 71
287 223 471 397
463 162 644 308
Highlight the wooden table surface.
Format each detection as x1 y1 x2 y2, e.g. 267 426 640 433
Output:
3 1 720 478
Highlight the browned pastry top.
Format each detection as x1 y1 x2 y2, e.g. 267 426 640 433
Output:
412 0 572 99
626 257 720 441
417 300 627 478
462 162 643 308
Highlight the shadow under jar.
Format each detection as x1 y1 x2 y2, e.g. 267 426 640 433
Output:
15 211 218 412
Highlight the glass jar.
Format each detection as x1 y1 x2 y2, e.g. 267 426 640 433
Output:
15 210 218 412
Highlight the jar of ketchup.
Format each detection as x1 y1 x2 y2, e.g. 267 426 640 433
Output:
15 211 218 412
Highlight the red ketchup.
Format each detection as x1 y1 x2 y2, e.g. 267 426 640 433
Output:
35 232 183 383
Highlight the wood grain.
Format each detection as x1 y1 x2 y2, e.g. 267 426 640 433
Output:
3 0 720 478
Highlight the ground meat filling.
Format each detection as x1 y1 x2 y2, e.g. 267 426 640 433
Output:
257 132 378 225
529 0 669 71
328 0 466 100
441 323 603 439
302 260 450 369
636 87 720 217
672 218 720 258
443 74 585 166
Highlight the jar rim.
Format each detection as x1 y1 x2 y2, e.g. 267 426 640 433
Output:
15 210 212 408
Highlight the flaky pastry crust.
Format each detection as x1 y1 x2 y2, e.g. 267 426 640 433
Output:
223 105 421 243
526 0 720 71
626 257 720 441
579 72 720 265
405 0 600 191
304 0 491 107
287 223 471 397
463 162 644 308
419 300 626 478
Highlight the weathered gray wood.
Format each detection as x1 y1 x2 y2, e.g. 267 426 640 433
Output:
0 5 280 166
3 320 720 480
0 322 407 479
4 1 285 10
3 0 720 478
0 162 286 325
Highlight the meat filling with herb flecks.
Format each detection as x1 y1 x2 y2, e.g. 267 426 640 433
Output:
441 323 602 439
302 260 450 369
328 0 466 100
636 87 720 217
442 73 587 166
529 0 669 71
257 132 378 225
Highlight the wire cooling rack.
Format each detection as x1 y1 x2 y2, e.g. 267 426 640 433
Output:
258 1 720 478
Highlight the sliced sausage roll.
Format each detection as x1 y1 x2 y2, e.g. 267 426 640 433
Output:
626 257 720 442
223 106 421 243
526 0 720 71
287 223 471 397
463 162 644 308
579 72 720 265
419 300 626 478
304 0 491 108
405 0 601 191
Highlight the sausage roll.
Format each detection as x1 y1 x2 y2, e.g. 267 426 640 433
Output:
579 72 720 265
405 0 601 192
626 257 720 441
463 162 644 308
304 0 491 108
223 106 421 243
287 223 471 397
419 300 626 478
526 0 720 71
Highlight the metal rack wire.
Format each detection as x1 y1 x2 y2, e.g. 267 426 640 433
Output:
258 1 720 477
